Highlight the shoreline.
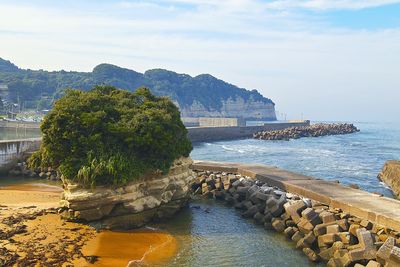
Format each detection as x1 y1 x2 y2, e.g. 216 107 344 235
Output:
0 184 178 267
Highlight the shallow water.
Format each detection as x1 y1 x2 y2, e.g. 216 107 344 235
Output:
191 121 400 197
151 198 323 267
82 229 177 267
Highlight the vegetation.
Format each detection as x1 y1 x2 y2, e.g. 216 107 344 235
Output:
28 85 192 187
0 58 274 111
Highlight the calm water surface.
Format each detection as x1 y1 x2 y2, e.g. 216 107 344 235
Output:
152 198 322 267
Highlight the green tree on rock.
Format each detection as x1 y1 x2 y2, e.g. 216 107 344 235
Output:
29 85 192 187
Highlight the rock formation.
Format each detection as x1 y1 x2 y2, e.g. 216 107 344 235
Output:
60 157 195 229
378 160 400 198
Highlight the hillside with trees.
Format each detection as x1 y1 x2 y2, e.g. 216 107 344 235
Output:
0 58 276 120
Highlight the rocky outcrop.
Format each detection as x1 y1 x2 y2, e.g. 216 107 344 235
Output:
253 123 359 141
378 160 400 198
177 96 276 120
60 157 195 229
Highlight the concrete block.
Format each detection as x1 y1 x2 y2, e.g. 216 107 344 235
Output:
303 247 320 262
318 233 338 247
376 237 396 265
284 226 296 238
327 225 341 234
272 218 286 232
320 211 336 224
348 228 377 261
284 200 307 224
291 231 304 243
365 260 381 267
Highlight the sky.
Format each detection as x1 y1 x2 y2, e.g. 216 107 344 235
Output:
0 0 399 122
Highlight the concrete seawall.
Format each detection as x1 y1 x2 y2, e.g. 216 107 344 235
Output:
188 121 310 142
0 121 41 129
0 138 42 173
192 160 400 232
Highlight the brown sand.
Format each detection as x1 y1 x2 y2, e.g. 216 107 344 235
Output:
75 230 177 267
0 183 178 266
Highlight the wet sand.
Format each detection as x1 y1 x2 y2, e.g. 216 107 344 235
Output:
76 230 177 267
0 182 63 193
0 182 177 266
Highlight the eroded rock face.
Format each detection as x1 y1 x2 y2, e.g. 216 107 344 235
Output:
378 160 400 198
177 97 277 120
60 157 195 229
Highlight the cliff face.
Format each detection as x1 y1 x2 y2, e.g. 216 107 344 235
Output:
60 157 194 229
378 160 400 198
177 96 276 120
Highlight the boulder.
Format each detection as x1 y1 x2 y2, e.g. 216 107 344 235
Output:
378 160 400 198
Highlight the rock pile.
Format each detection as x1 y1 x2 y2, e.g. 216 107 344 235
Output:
253 123 360 141
192 170 400 266
8 161 60 180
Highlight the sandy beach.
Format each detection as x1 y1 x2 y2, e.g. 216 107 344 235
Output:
0 183 177 267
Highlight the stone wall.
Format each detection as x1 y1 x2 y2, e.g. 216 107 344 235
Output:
60 157 195 229
0 138 41 173
378 160 400 199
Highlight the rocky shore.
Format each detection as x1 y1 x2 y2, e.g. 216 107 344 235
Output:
192 170 400 266
378 161 400 199
0 185 98 266
253 123 360 141
8 161 60 181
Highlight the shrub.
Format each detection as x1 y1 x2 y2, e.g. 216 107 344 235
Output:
29 85 192 187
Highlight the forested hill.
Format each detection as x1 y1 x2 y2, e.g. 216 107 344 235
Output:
0 58 276 120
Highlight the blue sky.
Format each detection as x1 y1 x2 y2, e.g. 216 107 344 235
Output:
0 0 399 122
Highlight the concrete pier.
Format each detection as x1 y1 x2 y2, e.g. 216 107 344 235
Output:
192 160 400 232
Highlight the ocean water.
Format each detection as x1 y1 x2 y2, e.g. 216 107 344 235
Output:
191 121 400 197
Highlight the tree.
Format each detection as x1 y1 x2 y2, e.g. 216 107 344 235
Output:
29 85 192 187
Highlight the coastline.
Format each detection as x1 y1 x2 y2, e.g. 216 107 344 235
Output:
0 184 178 267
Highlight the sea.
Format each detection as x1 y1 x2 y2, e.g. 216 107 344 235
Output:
154 121 400 266
2 121 399 266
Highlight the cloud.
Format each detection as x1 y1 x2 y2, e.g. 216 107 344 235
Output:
0 1 399 121
265 0 400 10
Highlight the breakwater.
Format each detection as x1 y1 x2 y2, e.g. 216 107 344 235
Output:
253 123 359 141
191 161 400 266
188 120 310 142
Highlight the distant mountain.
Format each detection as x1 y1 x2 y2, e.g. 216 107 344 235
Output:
0 58 276 120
